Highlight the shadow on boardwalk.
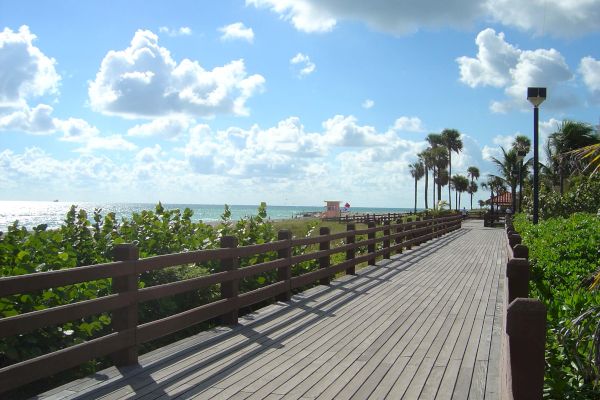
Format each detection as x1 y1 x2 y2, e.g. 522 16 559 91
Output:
39 221 503 400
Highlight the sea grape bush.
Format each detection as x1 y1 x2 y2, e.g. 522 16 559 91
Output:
0 202 290 370
513 213 600 399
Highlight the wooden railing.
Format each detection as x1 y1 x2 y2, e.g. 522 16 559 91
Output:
0 214 462 394
501 215 546 400
323 212 414 224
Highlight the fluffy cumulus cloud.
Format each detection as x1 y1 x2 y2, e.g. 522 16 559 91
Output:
247 0 484 35
0 103 57 134
579 57 600 94
0 25 62 134
290 53 316 77
219 22 255 43
127 116 191 139
88 29 265 119
247 0 600 37
458 28 574 112
391 116 425 133
158 26 192 37
486 0 600 38
0 26 60 105
55 118 136 153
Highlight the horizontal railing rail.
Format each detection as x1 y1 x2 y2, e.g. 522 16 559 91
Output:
0 214 463 394
501 214 546 400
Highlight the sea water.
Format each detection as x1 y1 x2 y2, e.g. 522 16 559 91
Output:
0 201 414 231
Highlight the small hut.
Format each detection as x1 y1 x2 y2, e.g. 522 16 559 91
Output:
486 191 513 211
323 201 341 219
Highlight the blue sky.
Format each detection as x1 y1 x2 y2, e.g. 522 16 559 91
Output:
1 0 599 207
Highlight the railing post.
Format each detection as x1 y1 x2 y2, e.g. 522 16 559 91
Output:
111 243 139 366
414 216 421 245
220 235 239 325
368 221 376 265
395 219 403 254
513 244 529 259
506 258 530 303
277 230 292 302
405 217 413 250
506 298 546 400
509 233 522 248
319 227 331 285
383 221 390 259
346 223 356 275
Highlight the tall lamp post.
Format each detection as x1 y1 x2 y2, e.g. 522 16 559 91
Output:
527 87 546 224
516 150 526 213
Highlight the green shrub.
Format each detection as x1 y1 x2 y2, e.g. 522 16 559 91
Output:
513 213 600 399
523 176 600 219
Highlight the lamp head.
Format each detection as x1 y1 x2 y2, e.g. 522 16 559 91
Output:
516 150 527 162
527 87 546 107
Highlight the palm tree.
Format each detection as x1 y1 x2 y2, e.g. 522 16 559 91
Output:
438 168 449 205
467 181 478 210
571 143 600 176
481 176 506 216
426 133 443 209
409 161 425 213
441 129 463 210
467 166 480 210
431 146 449 204
419 151 434 210
451 175 469 209
490 147 519 212
512 135 531 212
549 120 599 194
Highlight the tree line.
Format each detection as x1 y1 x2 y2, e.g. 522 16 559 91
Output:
408 129 480 212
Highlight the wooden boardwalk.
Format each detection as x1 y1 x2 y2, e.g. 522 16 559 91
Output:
39 220 505 400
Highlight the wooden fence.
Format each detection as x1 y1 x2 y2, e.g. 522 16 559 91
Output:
0 214 462 395
501 215 546 400
323 212 414 224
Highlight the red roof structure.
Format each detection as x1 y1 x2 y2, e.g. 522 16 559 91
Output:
486 191 512 206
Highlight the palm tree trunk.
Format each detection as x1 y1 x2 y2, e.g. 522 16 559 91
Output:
424 168 429 209
414 178 417 213
559 161 564 195
448 151 452 209
432 166 436 210
518 162 523 212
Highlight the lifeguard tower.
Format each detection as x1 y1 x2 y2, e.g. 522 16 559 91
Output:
323 201 341 219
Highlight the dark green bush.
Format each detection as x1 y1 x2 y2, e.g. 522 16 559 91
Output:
513 213 600 399
523 176 600 219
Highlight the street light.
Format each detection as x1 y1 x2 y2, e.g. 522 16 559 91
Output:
527 87 546 224
516 150 526 213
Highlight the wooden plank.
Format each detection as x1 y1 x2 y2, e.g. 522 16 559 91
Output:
33 220 505 400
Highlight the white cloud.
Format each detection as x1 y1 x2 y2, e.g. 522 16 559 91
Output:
580 56 600 93
247 0 483 35
88 29 265 119
458 28 574 112
247 0 337 33
56 118 136 153
457 29 519 88
290 52 316 77
0 103 57 134
486 0 600 38
362 99 374 109
127 116 191 139
0 26 60 105
219 22 255 43
158 26 192 37
248 0 600 37
391 116 425 133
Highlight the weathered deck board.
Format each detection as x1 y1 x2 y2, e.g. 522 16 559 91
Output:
36 220 505 400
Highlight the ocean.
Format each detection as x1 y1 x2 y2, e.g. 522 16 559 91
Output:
0 201 415 231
